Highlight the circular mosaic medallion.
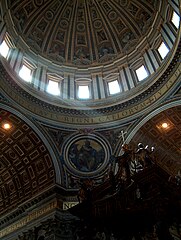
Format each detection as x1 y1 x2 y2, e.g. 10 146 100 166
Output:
64 134 111 176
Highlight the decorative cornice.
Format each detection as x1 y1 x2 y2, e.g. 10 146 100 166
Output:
0 41 180 125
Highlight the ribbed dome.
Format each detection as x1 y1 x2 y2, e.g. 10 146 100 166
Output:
1 0 180 112
9 0 158 67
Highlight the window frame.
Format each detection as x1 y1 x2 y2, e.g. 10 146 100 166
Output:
157 41 170 60
78 85 90 99
75 78 92 100
0 40 10 58
171 11 180 29
0 33 14 59
46 73 63 96
19 58 36 83
107 79 120 95
135 65 149 82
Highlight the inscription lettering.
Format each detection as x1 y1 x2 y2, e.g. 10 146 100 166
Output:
0 64 180 125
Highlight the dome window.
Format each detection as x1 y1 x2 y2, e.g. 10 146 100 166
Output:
0 40 9 58
171 11 180 29
19 58 36 83
76 78 92 100
158 42 169 59
0 33 13 59
19 65 32 82
46 74 62 96
47 80 60 95
108 80 120 95
78 85 90 99
135 65 148 81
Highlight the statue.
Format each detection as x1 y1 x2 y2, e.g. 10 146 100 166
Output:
135 143 154 168
116 144 132 186
116 142 155 184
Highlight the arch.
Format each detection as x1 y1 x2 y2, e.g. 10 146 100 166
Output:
127 100 181 142
0 103 62 184
116 99 181 155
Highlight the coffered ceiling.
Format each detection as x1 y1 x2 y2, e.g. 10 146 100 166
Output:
130 106 181 176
